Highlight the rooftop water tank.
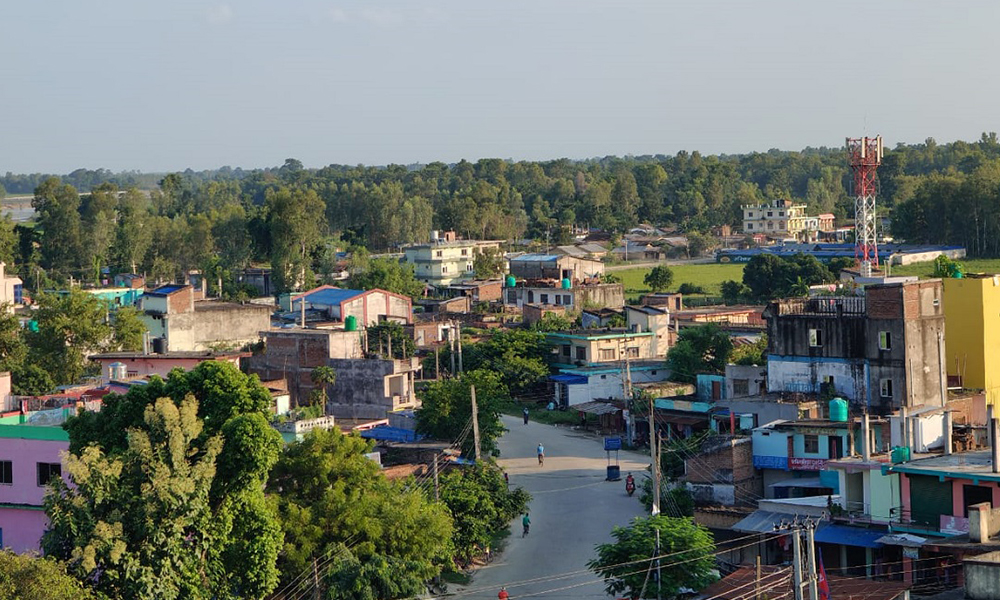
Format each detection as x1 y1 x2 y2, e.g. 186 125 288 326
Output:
891 446 911 464
345 315 358 331
506 275 516 288
829 398 848 422
108 361 127 381
561 278 571 289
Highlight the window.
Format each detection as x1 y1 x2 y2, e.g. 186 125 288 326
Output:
563 295 571 305
562 345 571 357
540 294 549 304
442 266 448 274
435 250 443 258
748 212 754 217
461 249 468 256
625 346 640 358
809 329 822 347
767 211 773 217
779 211 785 216
575 347 586 360
600 375 607 380
37 462 61 487
879 331 892 350
0 461 10 485
599 348 616 360
880 378 893 398
733 379 749 396
804 434 819 453
527 291 534 303
779 222 786 229
555 295 562 305
747 223 753 230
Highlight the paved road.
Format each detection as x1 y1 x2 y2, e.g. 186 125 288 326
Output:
455 415 650 600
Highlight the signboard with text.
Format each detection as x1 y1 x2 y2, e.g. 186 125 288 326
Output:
604 437 622 451
789 457 828 471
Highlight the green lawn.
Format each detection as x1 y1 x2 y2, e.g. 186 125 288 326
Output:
890 258 1000 278
614 263 745 301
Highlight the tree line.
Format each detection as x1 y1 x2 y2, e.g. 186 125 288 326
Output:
11 132 1000 295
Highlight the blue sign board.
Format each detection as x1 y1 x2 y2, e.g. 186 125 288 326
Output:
753 455 789 470
604 436 622 451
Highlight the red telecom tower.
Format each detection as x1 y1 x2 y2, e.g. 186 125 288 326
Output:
846 136 883 277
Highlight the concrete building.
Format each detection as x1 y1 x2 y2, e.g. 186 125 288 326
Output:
550 360 670 407
0 408 72 553
245 329 364 406
507 254 604 282
943 275 1000 405
725 364 768 399
504 282 624 310
0 263 22 312
290 286 412 326
403 238 503 286
89 350 248 381
624 305 671 358
751 419 852 498
139 284 272 352
547 329 658 368
764 280 946 413
327 357 420 420
682 435 760 507
742 199 813 238
440 279 503 303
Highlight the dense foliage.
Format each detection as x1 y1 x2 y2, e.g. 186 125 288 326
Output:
268 428 453 600
588 515 716 600
438 463 530 562
416 370 508 457
665 323 733 383
723 253 835 302
0 551 100 600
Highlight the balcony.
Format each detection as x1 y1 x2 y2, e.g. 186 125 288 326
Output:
774 296 865 317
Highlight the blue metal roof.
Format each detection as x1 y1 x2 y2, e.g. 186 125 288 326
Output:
511 254 561 262
813 524 885 548
293 288 365 307
359 426 423 443
150 284 187 295
549 374 588 385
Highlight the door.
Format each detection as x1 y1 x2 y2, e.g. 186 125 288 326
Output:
711 380 722 400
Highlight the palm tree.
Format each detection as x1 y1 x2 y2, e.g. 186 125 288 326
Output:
309 366 337 407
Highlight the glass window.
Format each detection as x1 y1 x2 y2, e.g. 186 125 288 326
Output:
461 249 468 256
733 379 749 396
809 329 822 347
540 294 549 304
0 461 10 485
880 379 893 398
575 347 586 360
804 434 819 453
37 462 61 487
879 331 892 350
747 224 753 230
599 348 616 360
625 347 639 358
562 345 571 357
436 250 443 258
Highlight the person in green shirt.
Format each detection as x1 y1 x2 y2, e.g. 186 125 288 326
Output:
522 513 531 537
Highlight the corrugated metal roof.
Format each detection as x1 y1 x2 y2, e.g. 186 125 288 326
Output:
510 254 561 262
292 288 365 307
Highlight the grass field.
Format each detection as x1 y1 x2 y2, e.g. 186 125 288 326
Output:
889 258 1000 278
614 263 745 301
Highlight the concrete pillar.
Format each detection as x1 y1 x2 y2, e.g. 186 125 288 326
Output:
862 413 871 462
900 406 909 450
943 410 953 456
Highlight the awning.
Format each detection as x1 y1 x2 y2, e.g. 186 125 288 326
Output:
875 533 926 548
770 477 824 489
550 374 588 385
573 401 622 416
732 510 800 534
814 524 885 548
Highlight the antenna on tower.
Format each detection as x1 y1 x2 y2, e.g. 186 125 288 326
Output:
846 135 883 278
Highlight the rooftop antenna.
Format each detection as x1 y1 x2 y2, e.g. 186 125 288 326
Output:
846 135 883 278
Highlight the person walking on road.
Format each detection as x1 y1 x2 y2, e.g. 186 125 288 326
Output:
498 586 509 600
522 513 531 537
536 443 544 466
522 406 529 425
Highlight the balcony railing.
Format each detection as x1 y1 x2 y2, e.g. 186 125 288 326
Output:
775 296 865 316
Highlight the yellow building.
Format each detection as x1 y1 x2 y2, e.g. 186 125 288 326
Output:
943 275 1000 404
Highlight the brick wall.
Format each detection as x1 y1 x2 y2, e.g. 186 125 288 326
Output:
865 285 902 320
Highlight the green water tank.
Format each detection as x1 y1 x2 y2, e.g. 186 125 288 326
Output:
829 398 848 422
561 278 571 289
891 446 911 464
345 315 358 331
506 275 516 288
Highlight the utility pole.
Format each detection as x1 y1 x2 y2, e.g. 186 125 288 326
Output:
449 324 457 376
655 527 662 600
471 385 481 461
457 323 463 373
791 527 803 600
433 454 440 501
650 392 660 516
806 522 819 600
755 556 762 600
312 556 321 600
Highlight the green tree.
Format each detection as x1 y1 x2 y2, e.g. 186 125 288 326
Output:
827 256 855 278
729 335 768 366
0 305 27 370
366 320 415 359
81 183 119 282
11 364 55 396
111 188 151 273
45 396 281 600
26 290 111 385
666 323 733 383
0 551 100 600
463 329 550 394
532 311 575 332
0 215 19 268
588 515 716 600
416 370 508 457
438 463 530 562
110 306 147 352
268 428 453 600
347 256 424 298
268 187 326 293
32 177 84 279
473 247 506 279
643 265 674 293
310 365 336 406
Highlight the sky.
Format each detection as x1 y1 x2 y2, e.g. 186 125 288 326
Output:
2 0 1000 173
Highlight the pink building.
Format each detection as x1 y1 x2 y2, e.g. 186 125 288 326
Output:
0 410 72 553
89 350 248 380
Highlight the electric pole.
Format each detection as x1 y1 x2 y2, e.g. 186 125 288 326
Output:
471 385 481 461
650 392 660 516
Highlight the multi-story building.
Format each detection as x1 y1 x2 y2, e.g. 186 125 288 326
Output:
764 280 946 413
508 254 604 282
943 275 1000 405
505 281 625 311
289 286 412 326
0 263 22 312
139 284 272 352
751 418 850 498
403 236 503 286
742 199 834 240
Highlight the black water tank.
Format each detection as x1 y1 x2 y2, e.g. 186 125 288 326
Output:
152 337 166 354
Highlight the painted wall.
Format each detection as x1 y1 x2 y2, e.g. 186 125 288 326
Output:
560 368 670 406
142 303 271 352
767 356 868 403
944 277 1000 405
0 508 48 553
94 356 242 379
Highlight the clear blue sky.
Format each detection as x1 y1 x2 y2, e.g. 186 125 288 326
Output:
3 0 999 173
